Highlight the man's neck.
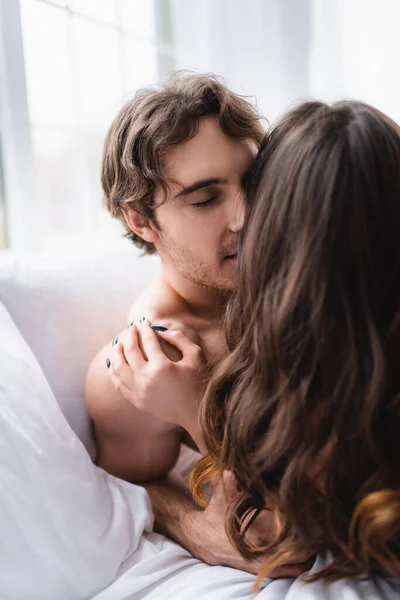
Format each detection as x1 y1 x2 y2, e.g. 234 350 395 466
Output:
160 263 230 322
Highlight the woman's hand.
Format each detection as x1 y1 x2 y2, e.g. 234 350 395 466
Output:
107 318 206 447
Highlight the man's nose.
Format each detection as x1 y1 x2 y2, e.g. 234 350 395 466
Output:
229 189 246 233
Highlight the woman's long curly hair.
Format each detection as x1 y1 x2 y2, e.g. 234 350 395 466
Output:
191 100 400 585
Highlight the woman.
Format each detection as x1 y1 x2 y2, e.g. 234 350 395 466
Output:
193 98 400 585
108 99 400 586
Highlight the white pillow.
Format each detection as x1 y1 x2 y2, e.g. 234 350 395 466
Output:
0 301 153 600
0 240 160 454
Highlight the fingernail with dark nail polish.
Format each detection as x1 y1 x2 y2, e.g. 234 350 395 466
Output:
127 321 134 329
112 337 118 347
139 315 145 323
106 358 111 369
151 326 168 332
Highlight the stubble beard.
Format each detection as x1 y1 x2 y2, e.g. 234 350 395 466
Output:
162 234 237 292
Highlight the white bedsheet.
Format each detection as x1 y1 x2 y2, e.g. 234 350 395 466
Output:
94 537 400 600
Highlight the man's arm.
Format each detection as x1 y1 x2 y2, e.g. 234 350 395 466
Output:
143 478 232 568
85 338 182 482
143 476 316 577
143 476 261 572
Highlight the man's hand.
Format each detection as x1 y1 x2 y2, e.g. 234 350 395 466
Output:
107 319 206 450
188 472 315 577
144 471 315 578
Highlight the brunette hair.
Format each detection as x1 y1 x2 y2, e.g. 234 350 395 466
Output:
102 73 265 254
192 100 400 585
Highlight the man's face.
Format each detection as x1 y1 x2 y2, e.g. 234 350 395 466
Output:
152 117 256 292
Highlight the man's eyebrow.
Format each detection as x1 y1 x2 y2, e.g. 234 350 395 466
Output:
174 178 228 198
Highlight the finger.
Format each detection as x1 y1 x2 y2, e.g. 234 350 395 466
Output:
265 555 315 578
232 554 314 579
209 470 240 509
219 470 240 501
221 555 260 576
123 324 147 369
109 372 132 399
281 552 316 566
138 318 167 362
107 350 135 398
153 329 203 363
222 470 240 492
111 342 136 387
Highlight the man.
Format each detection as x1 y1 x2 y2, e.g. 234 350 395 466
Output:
85 74 265 482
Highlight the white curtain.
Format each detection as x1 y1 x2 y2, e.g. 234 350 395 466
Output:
170 0 400 124
311 0 400 124
170 0 313 121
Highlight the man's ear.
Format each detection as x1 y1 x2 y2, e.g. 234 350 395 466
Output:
123 208 159 244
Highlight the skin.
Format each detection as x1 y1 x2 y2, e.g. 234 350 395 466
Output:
85 116 255 482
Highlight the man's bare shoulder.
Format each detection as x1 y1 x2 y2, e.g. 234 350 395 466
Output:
127 274 201 365
128 274 193 335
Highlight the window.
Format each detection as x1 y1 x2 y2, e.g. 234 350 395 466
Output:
1 0 176 250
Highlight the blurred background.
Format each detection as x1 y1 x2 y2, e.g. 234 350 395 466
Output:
1 0 399 252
